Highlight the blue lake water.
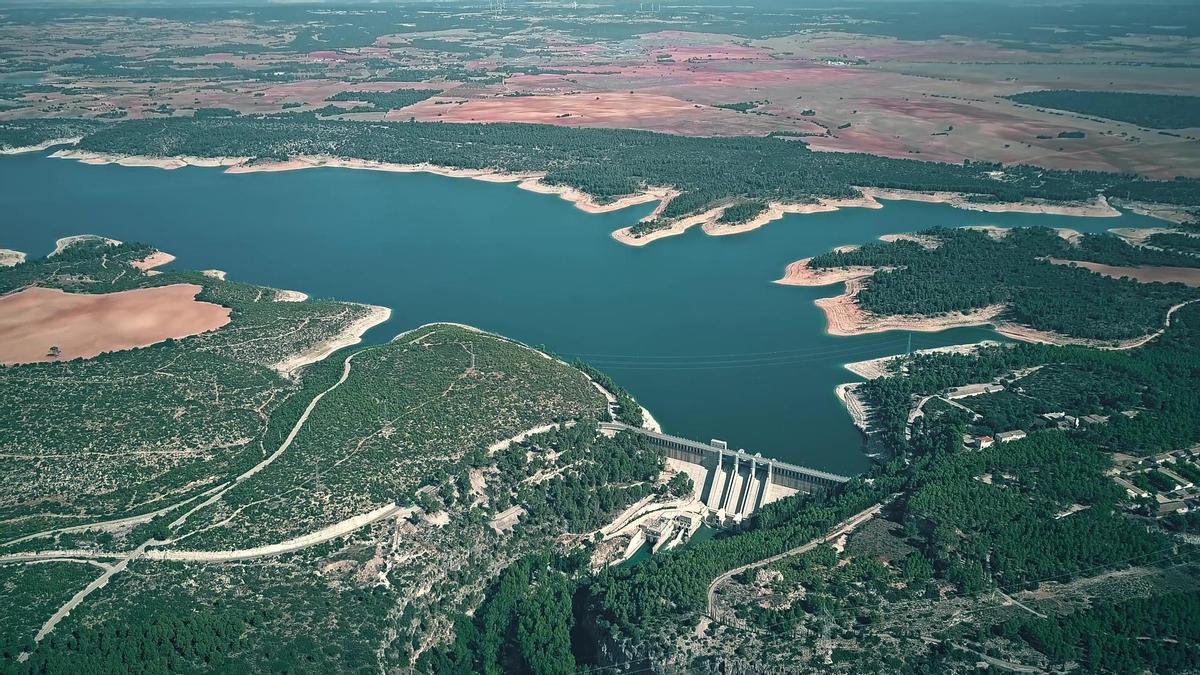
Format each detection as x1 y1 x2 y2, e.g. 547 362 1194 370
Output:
0 153 1165 474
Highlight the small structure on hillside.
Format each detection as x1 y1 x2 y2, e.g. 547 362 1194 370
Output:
1042 412 1079 429
996 430 1027 444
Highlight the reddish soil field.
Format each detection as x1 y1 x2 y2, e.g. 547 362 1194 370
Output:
0 284 230 365
650 44 773 61
398 92 773 135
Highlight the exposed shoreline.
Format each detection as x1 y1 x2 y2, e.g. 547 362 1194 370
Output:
50 234 122 257
816 279 1007 337
844 342 1001 380
834 383 871 433
48 150 1125 248
0 249 26 267
612 188 1117 247
1112 199 1198 225
774 256 1007 336
273 304 393 377
0 137 82 155
274 289 310 302
48 149 677 220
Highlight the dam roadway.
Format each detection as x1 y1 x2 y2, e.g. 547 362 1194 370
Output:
599 422 850 522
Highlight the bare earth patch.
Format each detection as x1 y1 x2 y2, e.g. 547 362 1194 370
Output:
274 289 310 302
0 249 26 267
0 284 231 365
129 251 175 273
1047 259 1200 287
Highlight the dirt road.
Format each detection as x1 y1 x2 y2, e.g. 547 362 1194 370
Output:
706 502 885 617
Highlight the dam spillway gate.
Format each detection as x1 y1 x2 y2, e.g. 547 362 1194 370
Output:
598 422 850 523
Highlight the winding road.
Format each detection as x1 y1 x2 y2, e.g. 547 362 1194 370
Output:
7 346 383 651
706 502 885 618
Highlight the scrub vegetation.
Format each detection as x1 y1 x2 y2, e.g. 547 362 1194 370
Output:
175 323 606 550
0 241 382 543
0 241 673 674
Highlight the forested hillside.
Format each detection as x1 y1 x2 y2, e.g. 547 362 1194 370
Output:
1006 90 1200 129
1 242 669 672
582 304 1200 673
808 227 1200 341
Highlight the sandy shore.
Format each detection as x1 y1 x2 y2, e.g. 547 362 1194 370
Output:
962 225 1011 240
200 269 227 281
0 249 26 267
273 303 392 376
1055 228 1083 245
639 405 663 434
613 196 883 246
518 180 677 215
130 251 175 273
702 196 883 238
50 234 122 257
1 137 81 155
274 289 310 302
777 227 1196 340
992 299 1197 350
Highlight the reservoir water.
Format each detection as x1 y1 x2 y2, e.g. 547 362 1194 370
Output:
0 153 1166 474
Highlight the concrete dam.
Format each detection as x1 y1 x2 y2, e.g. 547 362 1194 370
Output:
599 422 850 523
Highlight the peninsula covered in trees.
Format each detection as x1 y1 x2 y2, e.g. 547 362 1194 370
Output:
806 227 1200 342
56 116 1200 228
